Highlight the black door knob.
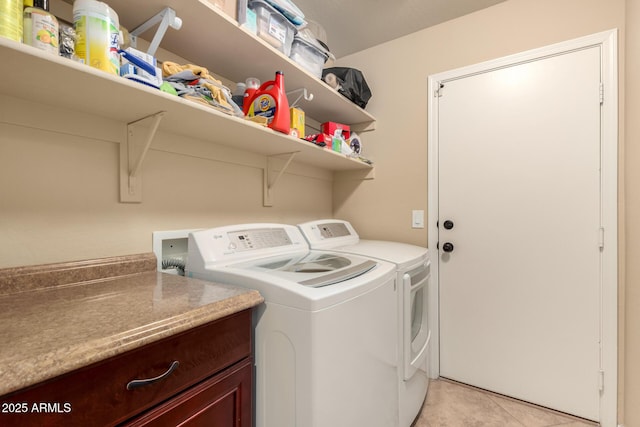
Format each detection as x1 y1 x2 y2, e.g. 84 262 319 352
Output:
442 242 454 253
443 220 454 230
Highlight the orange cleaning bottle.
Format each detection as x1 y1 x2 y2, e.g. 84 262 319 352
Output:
245 71 291 134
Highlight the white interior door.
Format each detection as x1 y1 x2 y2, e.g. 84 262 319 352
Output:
437 46 602 421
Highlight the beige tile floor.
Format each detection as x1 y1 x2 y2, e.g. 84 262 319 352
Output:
412 378 598 427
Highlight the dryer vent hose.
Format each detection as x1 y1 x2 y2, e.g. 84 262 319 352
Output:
161 257 186 275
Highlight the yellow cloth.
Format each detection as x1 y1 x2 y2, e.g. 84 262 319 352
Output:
162 61 232 111
162 62 218 81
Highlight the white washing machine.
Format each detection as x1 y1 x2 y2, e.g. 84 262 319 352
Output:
186 224 399 427
298 219 430 427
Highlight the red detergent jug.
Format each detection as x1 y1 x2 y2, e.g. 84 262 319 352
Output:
246 71 291 134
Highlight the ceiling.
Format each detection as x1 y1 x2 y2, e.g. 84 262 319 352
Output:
291 0 508 58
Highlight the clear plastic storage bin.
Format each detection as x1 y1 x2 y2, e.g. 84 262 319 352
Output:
249 0 295 57
289 35 329 78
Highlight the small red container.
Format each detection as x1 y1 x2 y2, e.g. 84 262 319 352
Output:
321 122 350 140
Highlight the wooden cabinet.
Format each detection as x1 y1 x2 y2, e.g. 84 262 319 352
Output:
125 358 252 426
0 309 254 427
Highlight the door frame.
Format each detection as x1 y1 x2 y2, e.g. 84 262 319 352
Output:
427 30 618 425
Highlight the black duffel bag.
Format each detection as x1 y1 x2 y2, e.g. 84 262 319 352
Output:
322 67 372 109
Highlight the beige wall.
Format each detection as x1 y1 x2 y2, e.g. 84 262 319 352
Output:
0 98 333 267
335 0 637 423
0 2 333 268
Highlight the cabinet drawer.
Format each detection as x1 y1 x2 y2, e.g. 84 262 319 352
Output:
0 309 252 427
125 357 253 427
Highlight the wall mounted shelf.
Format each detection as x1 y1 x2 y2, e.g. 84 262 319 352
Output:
2 0 376 204
104 0 376 130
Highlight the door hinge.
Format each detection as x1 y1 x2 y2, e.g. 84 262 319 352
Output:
599 82 604 105
598 369 604 392
598 227 605 250
435 83 444 98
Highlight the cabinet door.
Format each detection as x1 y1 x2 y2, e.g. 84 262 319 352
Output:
125 358 253 427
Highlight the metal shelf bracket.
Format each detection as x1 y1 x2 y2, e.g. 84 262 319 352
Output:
120 111 165 203
129 7 183 56
263 151 298 206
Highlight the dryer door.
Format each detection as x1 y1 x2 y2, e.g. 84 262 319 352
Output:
403 261 431 380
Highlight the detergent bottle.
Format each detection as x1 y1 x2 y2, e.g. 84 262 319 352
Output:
246 71 291 134
242 77 260 114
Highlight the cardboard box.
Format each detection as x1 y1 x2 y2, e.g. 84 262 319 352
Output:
290 107 305 138
205 0 238 21
321 121 351 140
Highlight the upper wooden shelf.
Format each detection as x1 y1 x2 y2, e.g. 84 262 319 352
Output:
105 0 376 129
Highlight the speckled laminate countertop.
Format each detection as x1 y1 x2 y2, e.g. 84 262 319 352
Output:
0 253 264 397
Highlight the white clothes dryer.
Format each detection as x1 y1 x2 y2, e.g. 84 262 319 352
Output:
186 224 399 427
298 219 430 427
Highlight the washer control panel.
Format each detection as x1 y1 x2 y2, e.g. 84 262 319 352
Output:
228 228 292 251
188 224 308 265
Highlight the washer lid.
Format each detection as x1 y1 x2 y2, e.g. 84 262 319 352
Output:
238 252 376 288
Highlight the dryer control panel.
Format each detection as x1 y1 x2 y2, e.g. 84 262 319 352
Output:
298 219 360 249
318 222 352 238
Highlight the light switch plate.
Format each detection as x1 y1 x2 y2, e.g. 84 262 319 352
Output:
412 210 425 228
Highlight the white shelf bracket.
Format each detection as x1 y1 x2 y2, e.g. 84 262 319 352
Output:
350 120 377 133
287 88 314 108
263 151 298 206
120 111 165 203
129 7 183 56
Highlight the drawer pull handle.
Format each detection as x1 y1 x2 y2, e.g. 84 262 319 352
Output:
126 360 180 390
